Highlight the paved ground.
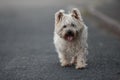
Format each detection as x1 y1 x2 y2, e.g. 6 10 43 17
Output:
0 5 120 80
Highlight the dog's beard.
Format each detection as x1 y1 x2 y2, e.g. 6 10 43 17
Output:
57 28 81 42
57 29 79 42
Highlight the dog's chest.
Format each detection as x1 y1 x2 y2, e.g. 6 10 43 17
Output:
63 41 81 55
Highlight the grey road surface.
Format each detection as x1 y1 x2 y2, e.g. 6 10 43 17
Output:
0 6 120 80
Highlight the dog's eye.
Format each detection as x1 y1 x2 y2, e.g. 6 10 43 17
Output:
63 25 67 28
71 23 75 27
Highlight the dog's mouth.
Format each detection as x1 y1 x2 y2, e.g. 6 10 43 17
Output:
64 34 74 42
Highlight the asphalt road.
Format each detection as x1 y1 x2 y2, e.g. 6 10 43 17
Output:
0 6 120 80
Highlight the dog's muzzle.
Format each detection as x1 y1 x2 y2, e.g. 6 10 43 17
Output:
64 30 75 42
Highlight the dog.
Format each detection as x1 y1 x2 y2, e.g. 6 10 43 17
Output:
54 8 88 69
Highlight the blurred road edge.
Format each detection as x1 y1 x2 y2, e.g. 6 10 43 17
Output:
87 7 120 36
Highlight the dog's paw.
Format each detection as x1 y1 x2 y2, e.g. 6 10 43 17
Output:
61 61 70 67
75 63 87 69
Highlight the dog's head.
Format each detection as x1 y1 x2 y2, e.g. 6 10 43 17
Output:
55 8 84 42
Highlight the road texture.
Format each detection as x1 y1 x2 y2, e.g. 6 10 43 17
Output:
0 5 120 80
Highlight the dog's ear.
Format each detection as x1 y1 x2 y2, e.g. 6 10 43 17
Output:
71 8 83 21
55 9 64 24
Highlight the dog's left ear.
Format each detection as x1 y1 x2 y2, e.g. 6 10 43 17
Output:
71 8 83 21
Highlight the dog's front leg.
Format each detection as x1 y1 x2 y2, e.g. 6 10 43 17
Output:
58 52 70 67
76 48 88 69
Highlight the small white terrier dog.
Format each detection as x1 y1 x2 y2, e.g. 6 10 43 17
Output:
54 8 88 69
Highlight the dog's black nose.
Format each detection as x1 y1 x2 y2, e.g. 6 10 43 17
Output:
67 30 73 35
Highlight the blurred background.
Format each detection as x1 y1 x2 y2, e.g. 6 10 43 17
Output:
0 0 120 80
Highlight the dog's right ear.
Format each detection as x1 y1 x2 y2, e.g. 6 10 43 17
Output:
55 10 64 24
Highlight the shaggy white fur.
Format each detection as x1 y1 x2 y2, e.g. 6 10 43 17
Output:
54 8 88 69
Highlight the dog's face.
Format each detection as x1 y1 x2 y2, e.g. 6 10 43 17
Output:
55 8 84 42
